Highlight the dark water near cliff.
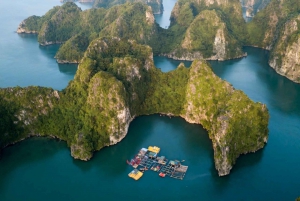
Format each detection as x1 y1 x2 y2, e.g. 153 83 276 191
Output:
1 1 300 201
154 56 192 72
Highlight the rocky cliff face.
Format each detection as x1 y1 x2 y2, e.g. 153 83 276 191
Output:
70 71 133 160
269 15 300 83
166 0 246 61
181 60 268 175
247 0 300 83
168 10 244 61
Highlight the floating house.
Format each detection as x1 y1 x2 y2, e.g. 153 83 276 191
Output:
169 160 180 167
128 169 143 180
148 146 160 154
157 156 167 165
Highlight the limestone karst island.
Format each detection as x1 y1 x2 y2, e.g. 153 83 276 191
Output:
1 0 300 200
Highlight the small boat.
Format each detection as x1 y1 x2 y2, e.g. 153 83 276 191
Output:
159 172 166 177
181 160 185 162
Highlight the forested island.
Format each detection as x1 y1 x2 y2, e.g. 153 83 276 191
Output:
0 37 269 176
3 0 300 176
17 0 300 83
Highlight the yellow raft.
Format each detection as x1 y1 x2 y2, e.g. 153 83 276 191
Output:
128 169 143 180
148 146 160 154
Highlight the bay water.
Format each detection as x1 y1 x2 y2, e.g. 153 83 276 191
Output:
0 1 300 200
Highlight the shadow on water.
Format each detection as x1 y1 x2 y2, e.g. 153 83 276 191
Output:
0 137 68 193
154 56 192 72
210 47 300 116
58 63 78 75
38 44 60 59
208 58 243 78
245 47 300 115
17 33 38 40
210 144 265 193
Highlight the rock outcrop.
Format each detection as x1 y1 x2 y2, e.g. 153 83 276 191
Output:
164 0 247 61
167 10 245 61
181 60 268 175
247 0 300 83
0 87 60 149
17 2 159 63
0 38 269 176
269 15 300 83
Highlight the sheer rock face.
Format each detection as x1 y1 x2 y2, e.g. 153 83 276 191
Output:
181 60 269 176
180 11 228 60
167 0 246 61
246 0 300 83
71 71 133 160
269 15 300 83
168 10 244 61
86 72 132 145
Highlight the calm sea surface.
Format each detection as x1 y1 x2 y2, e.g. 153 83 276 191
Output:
1 1 300 200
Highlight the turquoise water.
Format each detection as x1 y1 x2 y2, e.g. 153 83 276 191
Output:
154 0 177 28
1 1 300 200
0 0 90 90
154 56 192 72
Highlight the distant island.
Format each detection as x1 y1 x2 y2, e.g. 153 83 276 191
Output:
60 0 163 14
4 0 300 176
18 0 300 83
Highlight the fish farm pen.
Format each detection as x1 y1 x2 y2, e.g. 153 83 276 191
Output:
127 146 188 180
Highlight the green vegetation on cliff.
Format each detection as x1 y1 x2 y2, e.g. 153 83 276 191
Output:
18 2 158 62
0 87 59 148
18 1 248 62
246 0 300 48
246 0 300 82
0 37 269 175
156 0 246 60
93 0 163 14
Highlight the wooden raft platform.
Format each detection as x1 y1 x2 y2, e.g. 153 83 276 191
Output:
127 146 188 180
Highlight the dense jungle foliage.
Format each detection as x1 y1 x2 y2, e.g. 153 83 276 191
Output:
0 37 269 171
19 0 248 62
93 0 163 14
246 0 300 48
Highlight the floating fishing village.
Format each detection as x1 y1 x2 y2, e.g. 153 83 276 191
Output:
127 146 188 180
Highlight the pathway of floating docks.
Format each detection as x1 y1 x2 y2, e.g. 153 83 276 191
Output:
128 147 188 180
